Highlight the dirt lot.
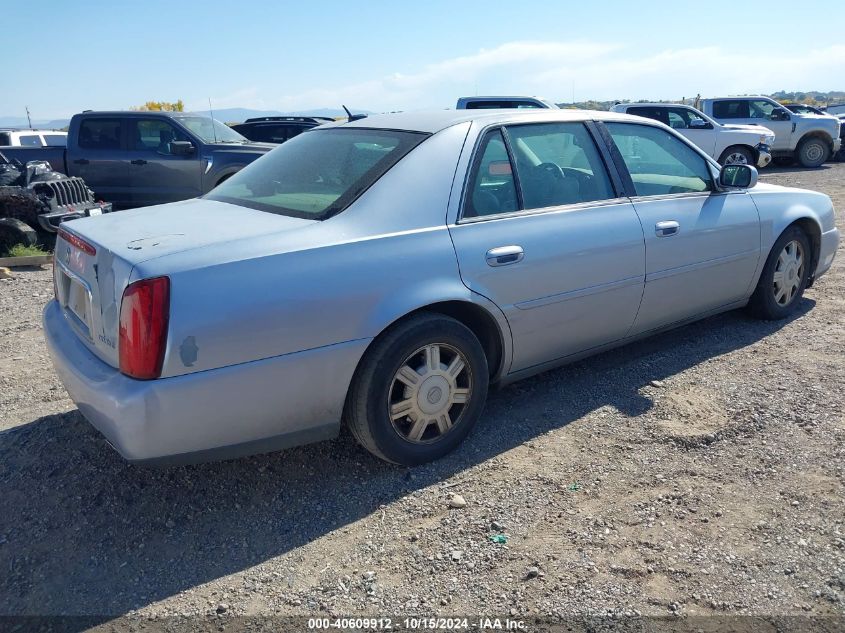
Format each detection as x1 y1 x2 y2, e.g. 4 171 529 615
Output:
1 164 844 629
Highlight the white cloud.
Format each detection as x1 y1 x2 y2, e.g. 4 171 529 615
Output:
239 40 845 112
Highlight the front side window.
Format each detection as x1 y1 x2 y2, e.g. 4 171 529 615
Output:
749 100 777 120
78 119 122 150
206 128 428 219
131 119 190 154
605 122 713 196
464 129 519 217
505 122 615 209
18 134 43 147
712 100 749 119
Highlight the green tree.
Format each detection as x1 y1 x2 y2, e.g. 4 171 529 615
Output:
130 100 185 112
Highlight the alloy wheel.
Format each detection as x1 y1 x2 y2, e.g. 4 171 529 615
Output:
388 343 472 443
772 240 805 306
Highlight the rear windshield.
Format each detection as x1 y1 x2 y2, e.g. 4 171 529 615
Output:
206 128 429 219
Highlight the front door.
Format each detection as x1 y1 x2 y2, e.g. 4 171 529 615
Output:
449 122 645 373
712 99 793 151
602 121 761 335
126 118 202 207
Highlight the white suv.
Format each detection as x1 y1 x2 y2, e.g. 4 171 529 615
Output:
610 103 773 167
0 129 68 147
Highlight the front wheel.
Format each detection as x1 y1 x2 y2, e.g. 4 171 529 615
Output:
747 226 811 320
345 313 489 465
718 145 755 166
796 137 829 168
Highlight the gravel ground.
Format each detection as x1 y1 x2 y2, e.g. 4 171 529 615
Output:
1 164 844 630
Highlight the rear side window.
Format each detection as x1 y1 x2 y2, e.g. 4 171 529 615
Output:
206 128 428 219
78 118 123 150
712 100 749 119
605 122 713 196
464 129 519 217
18 134 43 147
627 106 670 126
506 122 615 209
131 119 190 154
43 134 67 146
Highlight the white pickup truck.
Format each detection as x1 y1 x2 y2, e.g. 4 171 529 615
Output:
610 103 773 167
700 96 841 167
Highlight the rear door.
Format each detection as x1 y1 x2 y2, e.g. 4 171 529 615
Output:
449 122 645 373
602 121 760 335
69 117 131 206
125 117 202 206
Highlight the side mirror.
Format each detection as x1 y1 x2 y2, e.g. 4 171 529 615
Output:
720 164 757 189
770 109 790 121
689 119 709 129
170 141 195 156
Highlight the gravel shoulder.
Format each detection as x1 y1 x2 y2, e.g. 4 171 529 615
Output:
1 164 843 626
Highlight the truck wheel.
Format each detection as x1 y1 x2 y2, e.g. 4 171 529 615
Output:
718 145 754 166
796 137 829 168
0 218 38 254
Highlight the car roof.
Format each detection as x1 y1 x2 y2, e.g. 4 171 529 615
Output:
320 108 645 134
616 102 693 108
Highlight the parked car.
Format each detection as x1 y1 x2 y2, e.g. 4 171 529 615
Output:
0 111 273 208
44 109 839 466
0 129 67 147
782 103 831 117
456 96 558 109
231 116 335 144
610 102 773 167
825 103 845 116
700 96 841 167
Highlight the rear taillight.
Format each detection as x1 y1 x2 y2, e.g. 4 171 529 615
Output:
118 277 170 380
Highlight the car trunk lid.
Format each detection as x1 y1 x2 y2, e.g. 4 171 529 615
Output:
53 198 316 368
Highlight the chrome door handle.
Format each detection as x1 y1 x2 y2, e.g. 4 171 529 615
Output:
486 245 524 267
655 221 680 237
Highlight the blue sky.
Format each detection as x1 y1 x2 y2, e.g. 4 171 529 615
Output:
4 0 843 119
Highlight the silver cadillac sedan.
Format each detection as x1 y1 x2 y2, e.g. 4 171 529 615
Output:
44 109 840 466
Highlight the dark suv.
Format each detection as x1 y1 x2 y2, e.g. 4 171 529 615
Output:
231 116 335 144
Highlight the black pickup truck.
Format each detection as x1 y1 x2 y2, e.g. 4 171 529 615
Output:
0 111 273 208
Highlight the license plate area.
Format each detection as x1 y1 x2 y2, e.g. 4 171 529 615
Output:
56 264 93 339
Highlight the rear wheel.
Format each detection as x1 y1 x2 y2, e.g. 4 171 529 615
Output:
796 137 829 168
718 145 755 166
345 313 489 465
748 226 811 320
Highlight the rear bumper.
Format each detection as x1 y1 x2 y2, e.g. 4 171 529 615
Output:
43 300 369 464
815 227 840 280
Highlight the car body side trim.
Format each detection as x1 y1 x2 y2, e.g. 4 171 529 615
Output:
645 249 759 283
514 274 644 310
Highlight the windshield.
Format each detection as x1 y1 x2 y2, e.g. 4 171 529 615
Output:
205 127 429 219
175 116 248 143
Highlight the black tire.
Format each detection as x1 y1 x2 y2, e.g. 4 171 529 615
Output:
345 313 489 465
796 137 829 168
718 145 755 166
0 217 38 254
747 226 811 320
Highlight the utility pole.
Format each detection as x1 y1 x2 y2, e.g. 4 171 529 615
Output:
25 106 33 129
